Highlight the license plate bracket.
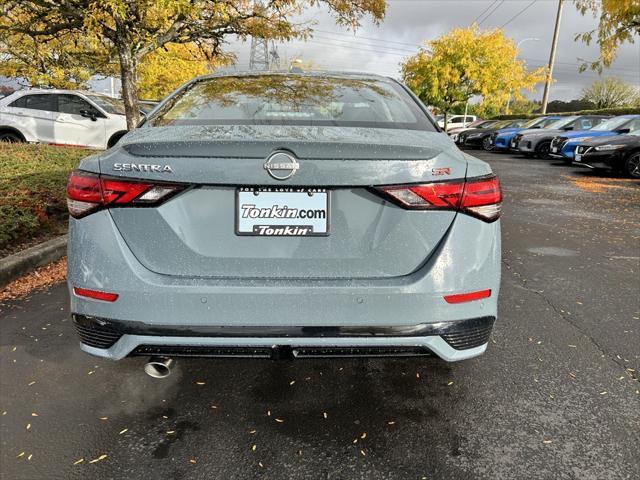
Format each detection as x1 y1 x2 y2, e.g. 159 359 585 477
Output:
236 187 330 236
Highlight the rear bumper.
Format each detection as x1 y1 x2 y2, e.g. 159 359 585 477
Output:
73 314 495 361
67 209 500 362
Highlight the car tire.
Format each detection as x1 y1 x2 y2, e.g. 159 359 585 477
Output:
624 151 640 179
536 141 551 159
0 131 24 143
482 136 494 151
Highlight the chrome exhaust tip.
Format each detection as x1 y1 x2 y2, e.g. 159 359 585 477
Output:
144 357 175 379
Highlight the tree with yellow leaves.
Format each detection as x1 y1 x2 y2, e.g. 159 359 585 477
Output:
136 43 228 100
574 0 640 72
0 0 385 129
401 26 545 130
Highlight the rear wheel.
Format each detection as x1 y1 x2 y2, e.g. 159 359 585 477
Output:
0 131 24 143
536 141 551 159
482 136 494 151
624 152 640 178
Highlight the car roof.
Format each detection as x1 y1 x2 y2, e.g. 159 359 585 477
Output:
10 89 107 97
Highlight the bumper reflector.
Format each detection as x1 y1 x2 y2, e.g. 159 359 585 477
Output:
73 287 119 302
443 289 491 304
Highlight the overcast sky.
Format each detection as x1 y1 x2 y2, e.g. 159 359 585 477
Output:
223 0 640 102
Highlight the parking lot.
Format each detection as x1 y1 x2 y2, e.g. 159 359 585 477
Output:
1 150 639 480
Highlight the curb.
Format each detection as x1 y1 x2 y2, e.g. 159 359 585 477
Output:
0 235 67 287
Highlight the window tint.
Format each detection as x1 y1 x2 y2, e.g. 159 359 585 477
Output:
449 117 462 123
9 97 26 108
149 75 436 131
10 94 54 112
57 94 93 115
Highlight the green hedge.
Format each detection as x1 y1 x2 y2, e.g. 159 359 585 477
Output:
0 144 91 252
491 106 640 120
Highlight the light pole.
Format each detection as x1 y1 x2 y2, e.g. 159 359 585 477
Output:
506 37 539 114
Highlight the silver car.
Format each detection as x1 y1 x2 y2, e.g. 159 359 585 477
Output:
66 72 502 374
514 115 608 158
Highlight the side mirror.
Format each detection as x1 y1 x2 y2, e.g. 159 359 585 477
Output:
80 109 97 121
562 126 574 131
616 128 630 134
531 126 541 129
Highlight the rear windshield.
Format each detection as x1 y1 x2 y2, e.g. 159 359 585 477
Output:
148 75 436 131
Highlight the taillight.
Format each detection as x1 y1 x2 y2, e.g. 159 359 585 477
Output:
67 171 182 218
377 175 502 222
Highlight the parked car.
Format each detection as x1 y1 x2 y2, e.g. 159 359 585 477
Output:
0 89 128 149
66 71 502 372
448 120 500 141
438 114 477 130
492 116 562 151
512 115 608 158
550 115 640 163
573 129 640 178
457 119 526 150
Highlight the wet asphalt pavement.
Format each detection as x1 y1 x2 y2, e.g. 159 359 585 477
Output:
1 151 639 480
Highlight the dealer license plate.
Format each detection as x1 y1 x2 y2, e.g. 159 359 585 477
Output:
236 187 329 236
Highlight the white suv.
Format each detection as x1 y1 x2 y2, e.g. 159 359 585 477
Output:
0 90 128 149
437 115 477 130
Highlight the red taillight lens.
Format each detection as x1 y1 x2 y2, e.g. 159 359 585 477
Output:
67 171 182 218
378 175 502 222
73 287 119 302
443 289 491 304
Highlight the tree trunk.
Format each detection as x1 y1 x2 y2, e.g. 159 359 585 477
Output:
443 111 448 132
114 21 140 129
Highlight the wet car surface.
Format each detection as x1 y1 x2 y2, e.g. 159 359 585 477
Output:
1 151 639 480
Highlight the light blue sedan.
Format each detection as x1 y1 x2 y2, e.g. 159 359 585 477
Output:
65 72 502 376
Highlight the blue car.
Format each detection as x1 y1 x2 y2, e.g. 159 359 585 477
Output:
550 115 640 161
492 116 562 151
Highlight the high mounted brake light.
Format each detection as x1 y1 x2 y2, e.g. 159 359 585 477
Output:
377 175 502 222
66 171 183 218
